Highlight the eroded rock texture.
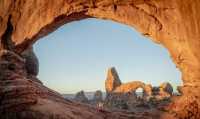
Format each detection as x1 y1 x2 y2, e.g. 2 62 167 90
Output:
0 0 200 118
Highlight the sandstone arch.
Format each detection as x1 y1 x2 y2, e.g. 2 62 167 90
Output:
105 68 153 97
113 81 152 97
0 0 200 118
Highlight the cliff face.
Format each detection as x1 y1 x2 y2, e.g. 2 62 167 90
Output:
0 0 200 118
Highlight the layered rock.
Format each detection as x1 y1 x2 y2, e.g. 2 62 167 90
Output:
0 50 69 117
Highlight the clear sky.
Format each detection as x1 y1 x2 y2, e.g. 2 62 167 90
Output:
34 18 182 94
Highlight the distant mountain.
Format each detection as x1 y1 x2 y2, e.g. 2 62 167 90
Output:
63 92 107 100
62 92 144 100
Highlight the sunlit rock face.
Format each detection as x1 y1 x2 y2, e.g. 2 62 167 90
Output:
105 67 122 93
105 67 153 98
105 67 153 97
113 81 152 97
104 68 174 111
0 0 200 118
0 50 27 80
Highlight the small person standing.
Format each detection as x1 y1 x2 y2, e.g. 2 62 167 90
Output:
97 102 104 112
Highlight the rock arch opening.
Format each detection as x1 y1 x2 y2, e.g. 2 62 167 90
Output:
135 87 144 98
33 18 182 95
30 18 184 113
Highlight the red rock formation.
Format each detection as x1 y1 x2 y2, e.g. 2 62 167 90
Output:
113 81 152 96
105 68 153 97
105 67 122 93
0 0 200 118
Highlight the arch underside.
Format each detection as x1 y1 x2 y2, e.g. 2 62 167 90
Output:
0 0 200 118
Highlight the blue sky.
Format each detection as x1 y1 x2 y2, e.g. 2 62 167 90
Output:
34 18 182 94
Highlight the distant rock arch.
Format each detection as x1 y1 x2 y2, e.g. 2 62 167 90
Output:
113 81 152 97
105 67 153 97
